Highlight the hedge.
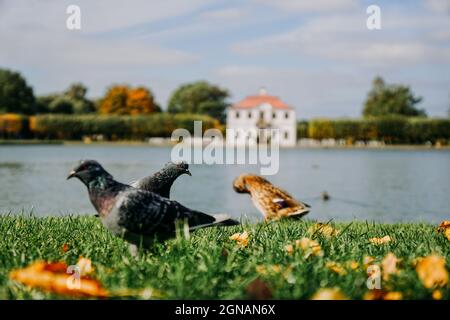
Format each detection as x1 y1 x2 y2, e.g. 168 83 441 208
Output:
2 113 449 144
30 114 220 140
0 113 30 138
307 117 450 144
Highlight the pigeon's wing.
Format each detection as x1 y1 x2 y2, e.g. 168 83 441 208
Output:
115 189 215 237
130 173 171 198
130 177 171 198
259 183 310 220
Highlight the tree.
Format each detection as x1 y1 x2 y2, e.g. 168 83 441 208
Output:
99 85 157 115
363 76 425 117
167 81 229 122
0 68 36 114
64 83 95 114
36 83 95 114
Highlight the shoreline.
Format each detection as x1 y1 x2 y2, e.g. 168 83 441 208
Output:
1 139 449 151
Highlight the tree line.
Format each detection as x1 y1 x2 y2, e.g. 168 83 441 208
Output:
1 67 449 144
0 68 229 123
1 68 443 122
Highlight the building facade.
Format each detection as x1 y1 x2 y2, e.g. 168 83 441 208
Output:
226 88 297 147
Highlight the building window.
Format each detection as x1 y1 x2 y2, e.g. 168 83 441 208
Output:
235 111 240 119
272 112 276 119
284 131 289 139
248 112 252 119
260 111 264 119
285 112 289 119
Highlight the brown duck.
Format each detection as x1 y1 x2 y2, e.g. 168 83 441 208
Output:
233 174 310 221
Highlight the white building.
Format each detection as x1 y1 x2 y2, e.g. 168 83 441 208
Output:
226 88 297 147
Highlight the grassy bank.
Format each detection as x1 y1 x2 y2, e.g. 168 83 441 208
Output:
0 139 63 145
0 216 449 300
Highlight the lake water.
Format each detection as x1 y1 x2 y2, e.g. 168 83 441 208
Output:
0 145 449 223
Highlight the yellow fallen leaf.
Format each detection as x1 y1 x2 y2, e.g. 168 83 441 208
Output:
76 257 94 276
229 231 249 247
381 252 400 280
311 288 347 300
295 237 324 258
384 291 403 300
416 254 449 289
9 260 107 298
437 220 450 231
308 223 339 238
444 229 450 241
364 290 402 300
256 265 281 275
346 260 360 270
437 221 450 241
369 235 392 245
432 290 442 300
326 261 347 276
363 256 375 267
284 244 294 255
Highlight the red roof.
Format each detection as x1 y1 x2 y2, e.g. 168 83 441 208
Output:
232 90 291 110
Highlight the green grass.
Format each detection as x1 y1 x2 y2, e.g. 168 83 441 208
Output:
0 215 449 300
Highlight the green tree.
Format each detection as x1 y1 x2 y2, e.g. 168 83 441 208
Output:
363 77 425 117
167 81 229 122
48 97 74 114
64 83 95 114
36 83 95 114
0 68 36 114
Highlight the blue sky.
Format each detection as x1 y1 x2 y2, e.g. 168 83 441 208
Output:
1 0 449 118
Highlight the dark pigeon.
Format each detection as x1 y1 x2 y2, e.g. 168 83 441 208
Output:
130 161 191 199
67 160 239 248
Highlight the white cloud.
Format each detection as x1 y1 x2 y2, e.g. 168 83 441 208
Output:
0 0 210 33
0 0 205 66
253 0 358 12
200 7 248 20
424 0 450 14
231 12 450 66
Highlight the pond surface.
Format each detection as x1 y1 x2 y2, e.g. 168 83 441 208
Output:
0 145 449 223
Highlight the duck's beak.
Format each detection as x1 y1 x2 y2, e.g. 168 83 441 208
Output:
67 170 77 180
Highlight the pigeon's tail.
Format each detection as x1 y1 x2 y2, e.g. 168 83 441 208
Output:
211 213 240 226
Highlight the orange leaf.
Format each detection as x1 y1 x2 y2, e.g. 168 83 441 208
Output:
415 254 449 289
229 231 249 247
61 243 69 253
364 290 402 300
437 221 450 241
9 261 107 298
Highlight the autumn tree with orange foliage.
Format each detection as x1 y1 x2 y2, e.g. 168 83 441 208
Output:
99 85 158 115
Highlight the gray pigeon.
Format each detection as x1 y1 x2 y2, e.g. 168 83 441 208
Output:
130 161 191 198
67 160 239 248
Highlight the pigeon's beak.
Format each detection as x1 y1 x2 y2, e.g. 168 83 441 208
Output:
185 170 192 176
67 170 77 180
